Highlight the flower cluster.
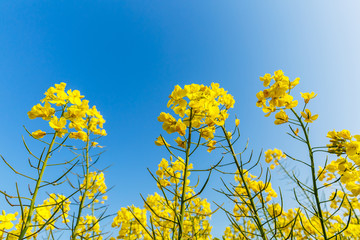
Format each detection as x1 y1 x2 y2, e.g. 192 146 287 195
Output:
111 206 148 240
155 157 193 188
144 192 212 240
3 208 35 239
318 130 360 195
157 83 235 148
233 170 278 210
257 70 320 126
264 148 286 169
326 129 359 157
111 156 212 240
0 211 18 232
256 70 299 122
74 215 102 240
28 83 106 141
34 194 71 230
80 172 107 202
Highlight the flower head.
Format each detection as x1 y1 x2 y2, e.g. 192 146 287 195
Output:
301 109 319 123
274 109 288 125
300 92 317 104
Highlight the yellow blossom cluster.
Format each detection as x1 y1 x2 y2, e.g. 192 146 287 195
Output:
300 109 318 123
267 203 359 239
142 193 212 240
300 92 317 104
157 83 235 150
141 193 211 240
327 191 360 238
0 211 18 232
27 82 106 141
0 194 72 239
223 225 253 240
264 148 286 169
74 215 102 240
111 206 148 240
232 169 277 224
80 172 107 202
266 205 322 239
328 191 360 216
34 194 70 230
256 70 299 123
319 130 360 196
326 129 359 157
111 156 212 240
2 208 35 240
225 201 355 240
257 71 320 126
151 157 211 239
319 156 360 195
155 157 192 188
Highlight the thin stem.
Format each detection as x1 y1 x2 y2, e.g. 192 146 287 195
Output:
290 108 328 240
221 126 268 240
178 109 193 240
18 134 57 240
71 128 91 239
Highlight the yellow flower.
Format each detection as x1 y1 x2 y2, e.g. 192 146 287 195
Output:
154 136 170 147
207 140 216 153
338 129 351 140
80 172 107 200
256 91 266 108
158 112 177 134
175 119 187 136
294 128 299 136
264 149 286 168
259 73 272 87
235 118 240 126
290 77 300 89
200 126 216 140
175 137 186 149
300 92 317 104
69 131 88 142
49 116 67 131
32 130 46 139
49 116 68 137
262 105 276 117
27 102 55 120
301 109 319 123
67 89 84 105
227 131 233 139
41 83 68 106
345 141 360 156
0 210 18 230
274 109 288 125
91 142 103 148
273 70 284 81
162 83 234 139
282 94 298 109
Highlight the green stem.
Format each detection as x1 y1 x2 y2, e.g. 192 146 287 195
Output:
71 128 90 239
178 110 193 240
91 201 95 240
18 134 57 240
221 126 268 240
290 108 328 240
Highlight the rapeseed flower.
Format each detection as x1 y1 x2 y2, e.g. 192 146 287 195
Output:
158 83 234 141
300 92 317 104
28 82 106 141
300 109 318 123
31 129 46 139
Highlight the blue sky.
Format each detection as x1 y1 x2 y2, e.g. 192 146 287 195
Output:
1 0 360 237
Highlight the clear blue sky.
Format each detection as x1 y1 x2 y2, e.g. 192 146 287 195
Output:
1 0 360 238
